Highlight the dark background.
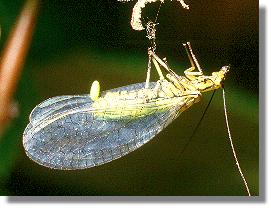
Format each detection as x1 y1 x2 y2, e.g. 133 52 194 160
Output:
0 0 258 196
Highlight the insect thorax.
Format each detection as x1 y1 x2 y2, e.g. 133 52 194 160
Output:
188 66 229 92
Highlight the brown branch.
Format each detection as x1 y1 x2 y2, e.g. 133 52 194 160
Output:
0 0 40 135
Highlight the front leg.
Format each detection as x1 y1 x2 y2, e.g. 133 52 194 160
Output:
184 67 203 81
183 42 203 80
148 48 179 78
145 53 152 88
145 49 165 89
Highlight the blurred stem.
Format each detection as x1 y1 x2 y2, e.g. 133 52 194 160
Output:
0 0 40 136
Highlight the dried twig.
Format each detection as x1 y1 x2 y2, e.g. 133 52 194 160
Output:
118 0 189 30
0 0 40 136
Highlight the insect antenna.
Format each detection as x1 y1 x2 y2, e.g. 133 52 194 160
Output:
222 87 251 196
178 90 216 157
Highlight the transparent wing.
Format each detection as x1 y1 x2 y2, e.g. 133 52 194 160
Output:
23 82 190 170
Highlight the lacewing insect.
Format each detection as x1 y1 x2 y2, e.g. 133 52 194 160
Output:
23 42 229 170
22 0 252 196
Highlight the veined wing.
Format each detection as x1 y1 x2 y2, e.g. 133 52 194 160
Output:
28 82 157 125
23 82 196 170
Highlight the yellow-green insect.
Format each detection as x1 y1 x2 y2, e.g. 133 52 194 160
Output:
23 42 229 170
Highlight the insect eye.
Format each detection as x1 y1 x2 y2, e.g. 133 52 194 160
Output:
221 66 230 73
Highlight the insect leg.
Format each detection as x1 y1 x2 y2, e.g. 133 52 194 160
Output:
184 42 203 73
145 53 152 88
148 48 179 78
148 49 195 93
183 42 195 68
151 55 165 80
183 42 203 80
145 47 165 89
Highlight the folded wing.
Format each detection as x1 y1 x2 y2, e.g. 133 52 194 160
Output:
23 82 186 169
